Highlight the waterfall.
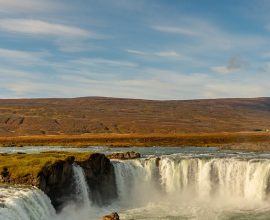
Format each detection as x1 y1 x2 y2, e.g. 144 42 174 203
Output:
158 156 270 200
113 155 270 207
3 153 270 220
113 158 161 207
72 164 91 207
0 187 55 220
0 164 92 220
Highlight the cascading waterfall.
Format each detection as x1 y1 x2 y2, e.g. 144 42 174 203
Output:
72 164 91 207
113 155 270 207
56 164 110 220
158 156 270 200
0 187 56 220
0 164 93 220
3 151 270 220
113 158 160 207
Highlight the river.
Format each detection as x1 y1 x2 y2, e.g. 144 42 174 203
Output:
1 146 270 220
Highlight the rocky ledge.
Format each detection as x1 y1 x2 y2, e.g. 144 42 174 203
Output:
108 151 141 160
0 150 141 212
102 212 120 220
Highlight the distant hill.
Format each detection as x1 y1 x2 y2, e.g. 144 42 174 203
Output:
0 97 270 136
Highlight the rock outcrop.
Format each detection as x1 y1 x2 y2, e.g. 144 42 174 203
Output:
108 151 141 160
0 167 10 182
0 153 118 211
102 212 120 220
78 153 118 206
37 153 117 210
38 156 76 210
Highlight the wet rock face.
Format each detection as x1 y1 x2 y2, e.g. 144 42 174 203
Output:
38 156 76 210
102 212 120 220
38 154 118 210
78 153 118 206
108 151 141 160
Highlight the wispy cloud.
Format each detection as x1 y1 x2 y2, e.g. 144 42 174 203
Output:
154 51 182 58
126 49 185 60
73 58 137 68
0 0 60 13
126 49 146 55
152 25 198 37
0 19 104 52
0 48 49 66
0 19 95 38
0 68 36 78
152 19 267 52
0 62 268 99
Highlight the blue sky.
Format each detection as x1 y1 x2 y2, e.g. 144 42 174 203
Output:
0 0 270 99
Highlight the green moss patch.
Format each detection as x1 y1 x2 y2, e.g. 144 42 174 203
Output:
0 152 92 180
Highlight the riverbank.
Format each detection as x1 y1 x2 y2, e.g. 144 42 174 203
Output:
0 132 270 151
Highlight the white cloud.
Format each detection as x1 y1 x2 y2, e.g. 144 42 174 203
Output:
152 26 198 37
127 49 186 60
211 66 235 74
0 19 95 38
55 67 211 99
152 19 267 52
73 58 137 68
0 19 104 52
0 48 48 66
154 51 182 58
0 68 35 78
1 63 269 99
0 0 60 13
126 49 146 55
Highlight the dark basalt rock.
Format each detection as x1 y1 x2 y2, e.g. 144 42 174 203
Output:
155 157 161 167
0 153 118 211
108 151 141 160
0 167 10 182
38 153 117 210
78 153 118 206
102 212 120 220
38 156 76 210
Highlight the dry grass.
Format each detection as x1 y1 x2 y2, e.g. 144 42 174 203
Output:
0 132 270 151
1 97 270 151
1 97 270 135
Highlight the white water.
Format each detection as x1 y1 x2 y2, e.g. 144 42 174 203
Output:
0 186 55 220
0 164 110 220
113 154 270 219
72 164 91 207
3 150 270 220
54 164 112 220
